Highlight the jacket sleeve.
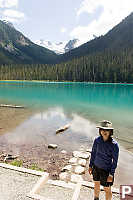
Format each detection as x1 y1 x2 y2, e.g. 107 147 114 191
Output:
89 138 97 168
110 142 119 176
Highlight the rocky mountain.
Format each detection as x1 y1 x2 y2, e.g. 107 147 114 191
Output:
60 12 133 62
35 38 82 54
65 39 82 53
2 20 15 28
0 20 58 64
1 12 133 65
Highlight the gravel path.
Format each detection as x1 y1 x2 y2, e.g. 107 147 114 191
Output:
0 167 39 200
0 166 120 200
40 183 73 200
39 184 120 200
79 185 120 200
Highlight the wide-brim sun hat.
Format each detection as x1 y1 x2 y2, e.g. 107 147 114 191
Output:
96 120 114 130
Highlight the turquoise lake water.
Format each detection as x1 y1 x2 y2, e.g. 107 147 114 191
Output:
0 81 133 150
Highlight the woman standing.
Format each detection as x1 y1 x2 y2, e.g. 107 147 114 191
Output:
89 120 119 200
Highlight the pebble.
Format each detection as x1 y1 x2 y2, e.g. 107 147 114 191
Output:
61 150 67 154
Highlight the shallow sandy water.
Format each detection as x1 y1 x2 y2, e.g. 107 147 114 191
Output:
0 107 132 188
0 107 34 136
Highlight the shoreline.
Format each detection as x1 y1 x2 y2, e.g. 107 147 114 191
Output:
0 140 132 189
0 143 72 180
0 80 133 85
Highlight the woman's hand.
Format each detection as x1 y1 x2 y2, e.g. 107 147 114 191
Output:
107 175 113 182
88 167 92 175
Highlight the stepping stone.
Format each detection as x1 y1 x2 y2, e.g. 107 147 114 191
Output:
48 144 58 149
59 172 69 181
74 165 85 175
61 165 72 172
71 174 83 183
86 148 92 153
73 151 90 159
78 159 86 167
69 157 78 164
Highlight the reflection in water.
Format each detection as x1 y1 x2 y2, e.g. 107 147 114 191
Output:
0 107 97 151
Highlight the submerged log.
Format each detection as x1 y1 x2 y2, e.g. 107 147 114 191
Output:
56 124 70 134
0 104 25 109
48 144 58 149
2 154 19 162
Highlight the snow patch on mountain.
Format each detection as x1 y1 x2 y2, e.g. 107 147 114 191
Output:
35 39 84 54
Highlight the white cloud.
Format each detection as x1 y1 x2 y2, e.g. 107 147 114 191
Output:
0 0 25 23
71 0 133 42
77 0 100 16
1 16 20 23
0 0 18 8
3 9 25 18
2 9 25 23
61 27 67 33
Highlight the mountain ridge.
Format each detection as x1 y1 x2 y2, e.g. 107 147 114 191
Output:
1 12 133 65
0 20 58 64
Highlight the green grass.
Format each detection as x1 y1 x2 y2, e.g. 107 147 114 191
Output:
29 164 44 172
9 159 45 172
10 160 23 167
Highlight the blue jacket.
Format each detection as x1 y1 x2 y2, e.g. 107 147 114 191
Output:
89 136 119 176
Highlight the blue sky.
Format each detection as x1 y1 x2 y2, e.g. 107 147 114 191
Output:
0 0 133 43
